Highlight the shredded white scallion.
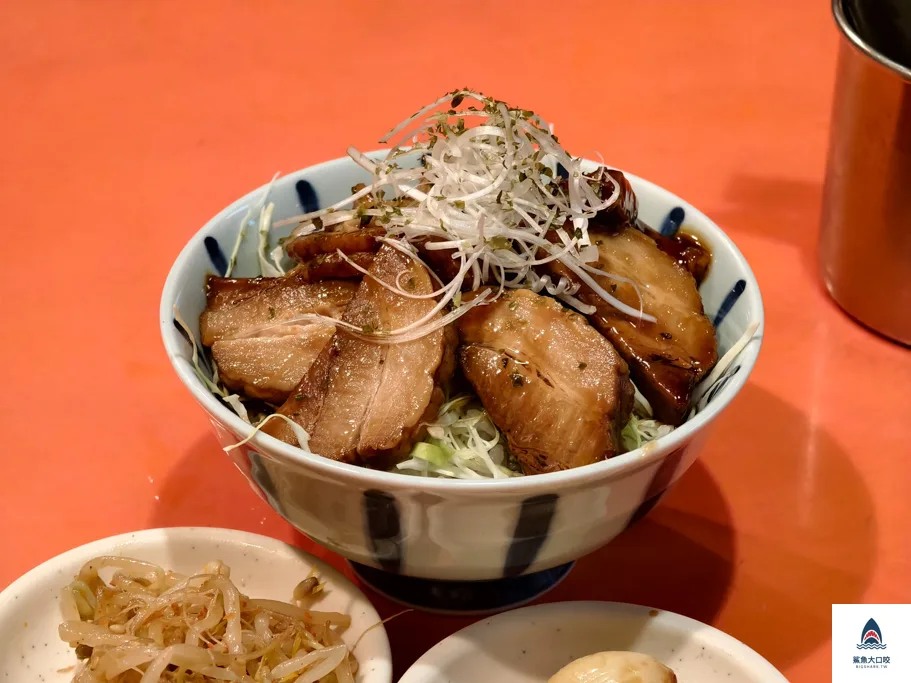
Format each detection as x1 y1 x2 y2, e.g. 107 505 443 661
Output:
179 90 764 480
222 413 311 453
274 89 656 330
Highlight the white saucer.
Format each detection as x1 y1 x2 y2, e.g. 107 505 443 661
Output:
399 601 787 683
0 527 392 682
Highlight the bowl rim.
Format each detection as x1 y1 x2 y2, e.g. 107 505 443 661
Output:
161 153 764 495
397 600 789 682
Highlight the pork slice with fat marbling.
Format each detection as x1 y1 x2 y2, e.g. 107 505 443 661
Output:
545 225 717 424
265 244 453 462
198 274 357 403
284 225 385 263
457 289 633 475
199 274 356 345
212 327 336 403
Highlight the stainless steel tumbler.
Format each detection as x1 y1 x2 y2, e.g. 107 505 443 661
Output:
820 0 911 344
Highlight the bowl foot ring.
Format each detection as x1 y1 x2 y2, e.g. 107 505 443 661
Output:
347 561 574 615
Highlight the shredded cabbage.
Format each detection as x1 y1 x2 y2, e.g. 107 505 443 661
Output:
225 173 279 279
621 413 674 453
395 395 520 479
689 321 761 412
395 394 677 480
173 305 252 424
257 201 283 277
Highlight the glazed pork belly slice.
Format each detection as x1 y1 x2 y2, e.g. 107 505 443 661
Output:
283 181 384 278
283 216 389 282
588 169 712 284
296 251 375 282
412 236 464 286
636 221 712 286
200 273 356 345
456 289 633 475
545 225 717 425
591 168 639 230
289 228 464 289
265 244 455 463
198 274 357 403
284 225 385 262
211 329 336 403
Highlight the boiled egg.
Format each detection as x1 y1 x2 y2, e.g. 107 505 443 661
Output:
548 651 676 683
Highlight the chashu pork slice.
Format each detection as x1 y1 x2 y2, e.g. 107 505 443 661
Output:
637 221 712 286
200 273 356 345
198 274 357 403
284 225 385 263
211 329 337 404
589 168 712 285
457 289 633 475
546 226 717 425
296 251 375 282
591 168 639 230
265 244 455 463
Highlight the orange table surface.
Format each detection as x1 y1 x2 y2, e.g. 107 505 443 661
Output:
3 1 910 681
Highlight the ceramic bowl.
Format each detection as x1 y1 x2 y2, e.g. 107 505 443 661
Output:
0 527 392 682
398 601 787 682
160 153 763 582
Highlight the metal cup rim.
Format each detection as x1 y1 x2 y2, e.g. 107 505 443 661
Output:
833 0 911 82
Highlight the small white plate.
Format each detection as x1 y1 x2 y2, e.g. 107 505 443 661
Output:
0 527 392 683
399 601 787 683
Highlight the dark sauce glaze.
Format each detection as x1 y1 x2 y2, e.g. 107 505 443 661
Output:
588 309 699 425
637 220 712 286
564 169 713 287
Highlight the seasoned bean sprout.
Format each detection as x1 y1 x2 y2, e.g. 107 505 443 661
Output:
59 557 357 683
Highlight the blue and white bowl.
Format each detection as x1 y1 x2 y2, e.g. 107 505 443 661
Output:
160 154 763 582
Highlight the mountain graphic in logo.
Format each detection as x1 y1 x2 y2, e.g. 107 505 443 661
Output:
857 618 887 650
